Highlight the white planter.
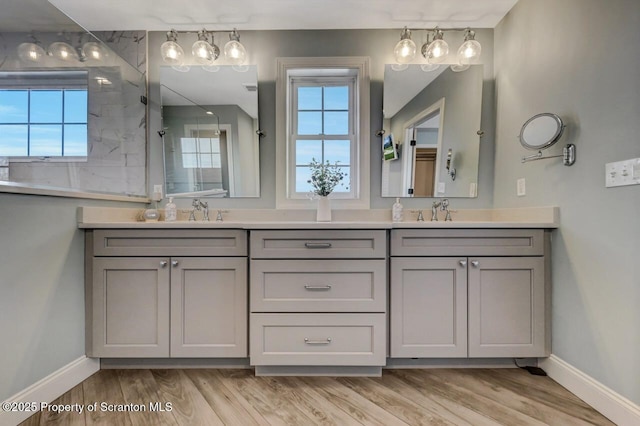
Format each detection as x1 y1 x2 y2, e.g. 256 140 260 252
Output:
316 196 331 222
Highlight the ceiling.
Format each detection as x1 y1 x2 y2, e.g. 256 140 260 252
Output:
0 0 82 31
47 0 519 31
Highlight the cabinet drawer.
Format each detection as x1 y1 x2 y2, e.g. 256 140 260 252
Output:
250 314 386 366
391 229 543 257
251 260 386 312
92 229 247 256
250 230 386 259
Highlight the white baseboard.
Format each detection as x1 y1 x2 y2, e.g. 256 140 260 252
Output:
540 355 640 426
1 356 100 426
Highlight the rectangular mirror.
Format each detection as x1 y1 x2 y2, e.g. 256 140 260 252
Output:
160 65 260 198
0 0 147 198
381 64 482 198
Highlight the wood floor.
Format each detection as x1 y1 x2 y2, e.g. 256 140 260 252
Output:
19 368 614 425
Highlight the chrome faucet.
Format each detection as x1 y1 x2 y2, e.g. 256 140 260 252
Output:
416 210 425 222
216 209 226 222
189 198 200 221
431 201 441 221
200 200 210 221
441 198 452 221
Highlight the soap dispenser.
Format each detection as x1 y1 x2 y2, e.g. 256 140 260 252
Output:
392 197 404 222
164 197 177 222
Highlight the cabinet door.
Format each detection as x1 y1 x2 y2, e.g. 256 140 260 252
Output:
468 257 547 357
391 257 467 357
91 257 170 357
170 257 247 357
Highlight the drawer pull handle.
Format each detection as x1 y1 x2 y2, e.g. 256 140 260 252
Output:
304 242 332 249
471 260 480 267
304 337 332 345
304 285 332 291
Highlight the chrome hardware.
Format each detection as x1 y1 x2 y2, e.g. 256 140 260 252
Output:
304 285 332 291
160 261 168 267
304 337 332 345
431 201 441 221
471 260 479 267
216 209 228 222
200 200 209 221
189 198 200 221
441 198 452 221
416 210 424 222
459 260 467 267
171 260 179 267
304 242 332 249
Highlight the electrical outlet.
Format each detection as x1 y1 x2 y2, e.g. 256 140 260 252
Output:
437 182 446 193
469 182 477 197
517 178 526 197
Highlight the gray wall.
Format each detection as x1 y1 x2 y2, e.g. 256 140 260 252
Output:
493 0 640 404
148 29 495 209
0 194 144 401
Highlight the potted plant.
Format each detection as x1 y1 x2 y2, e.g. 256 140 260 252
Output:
307 158 347 222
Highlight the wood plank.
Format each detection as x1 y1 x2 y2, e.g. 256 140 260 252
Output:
300 376 411 426
39 383 85 426
150 369 224 426
379 371 500 426
217 369 315 426
83 369 132 426
115 370 176 426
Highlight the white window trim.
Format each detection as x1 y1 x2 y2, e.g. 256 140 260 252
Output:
276 57 370 210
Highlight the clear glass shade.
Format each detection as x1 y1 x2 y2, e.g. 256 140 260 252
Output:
161 40 184 65
49 42 78 62
82 42 106 61
224 40 246 65
422 39 449 64
450 63 470 72
17 42 45 62
457 39 481 64
394 38 416 64
192 40 219 65
421 62 440 72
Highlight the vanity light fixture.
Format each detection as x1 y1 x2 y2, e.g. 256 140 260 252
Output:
161 29 185 65
17 35 46 62
161 28 248 66
394 27 417 64
422 27 449 64
82 41 107 61
48 41 79 62
457 28 481 65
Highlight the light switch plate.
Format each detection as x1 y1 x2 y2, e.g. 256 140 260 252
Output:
517 178 526 197
606 158 640 188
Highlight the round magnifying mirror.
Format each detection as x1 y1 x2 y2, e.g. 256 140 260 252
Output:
519 113 565 150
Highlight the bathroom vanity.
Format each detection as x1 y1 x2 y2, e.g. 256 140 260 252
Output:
80 207 556 374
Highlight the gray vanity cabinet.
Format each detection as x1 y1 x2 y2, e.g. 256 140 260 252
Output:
390 229 550 359
86 229 247 358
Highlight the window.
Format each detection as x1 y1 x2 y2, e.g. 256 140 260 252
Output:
290 78 355 197
0 71 88 160
181 136 222 169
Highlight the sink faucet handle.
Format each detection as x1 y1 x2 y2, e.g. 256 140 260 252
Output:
216 209 227 222
416 210 424 222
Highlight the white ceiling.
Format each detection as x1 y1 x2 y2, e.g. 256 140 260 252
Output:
0 0 82 31
48 0 518 31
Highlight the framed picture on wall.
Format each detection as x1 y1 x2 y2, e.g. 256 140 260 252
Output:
383 133 398 161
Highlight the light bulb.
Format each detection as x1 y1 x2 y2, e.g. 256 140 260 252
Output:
48 42 79 62
192 30 219 65
457 29 481 65
82 42 106 61
393 27 416 64
421 28 449 64
17 42 45 62
224 29 246 65
161 30 184 65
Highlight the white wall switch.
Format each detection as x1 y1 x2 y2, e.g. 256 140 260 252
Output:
517 178 526 197
437 182 446 193
469 182 477 197
606 158 640 188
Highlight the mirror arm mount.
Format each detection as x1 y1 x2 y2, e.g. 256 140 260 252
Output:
521 143 576 166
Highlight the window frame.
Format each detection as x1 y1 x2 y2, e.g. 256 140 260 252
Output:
276 57 370 210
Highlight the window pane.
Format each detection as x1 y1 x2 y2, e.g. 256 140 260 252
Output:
30 125 62 156
324 111 348 135
0 90 28 123
198 138 212 153
332 166 351 193
295 139 322 165
30 91 62 123
295 166 313 193
64 90 88 123
0 125 28 155
324 86 349 110
182 153 198 168
324 139 350 165
298 111 322 135
181 138 197 152
211 153 221 168
63 124 87 156
200 154 213 168
297 87 322 110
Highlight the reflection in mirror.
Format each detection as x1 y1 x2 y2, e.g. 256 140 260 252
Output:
0 0 147 197
381 64 483 198
160 65 260 198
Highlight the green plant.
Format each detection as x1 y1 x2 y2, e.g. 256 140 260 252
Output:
307 158 347 196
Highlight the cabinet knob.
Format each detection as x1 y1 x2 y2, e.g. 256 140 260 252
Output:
471 260 480 267
459 260 467 267
171 260 179 267
159 261 168 268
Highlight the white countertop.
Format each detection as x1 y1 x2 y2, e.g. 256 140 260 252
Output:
77 207 559 229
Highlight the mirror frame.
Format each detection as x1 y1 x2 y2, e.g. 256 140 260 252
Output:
519 112 565 150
